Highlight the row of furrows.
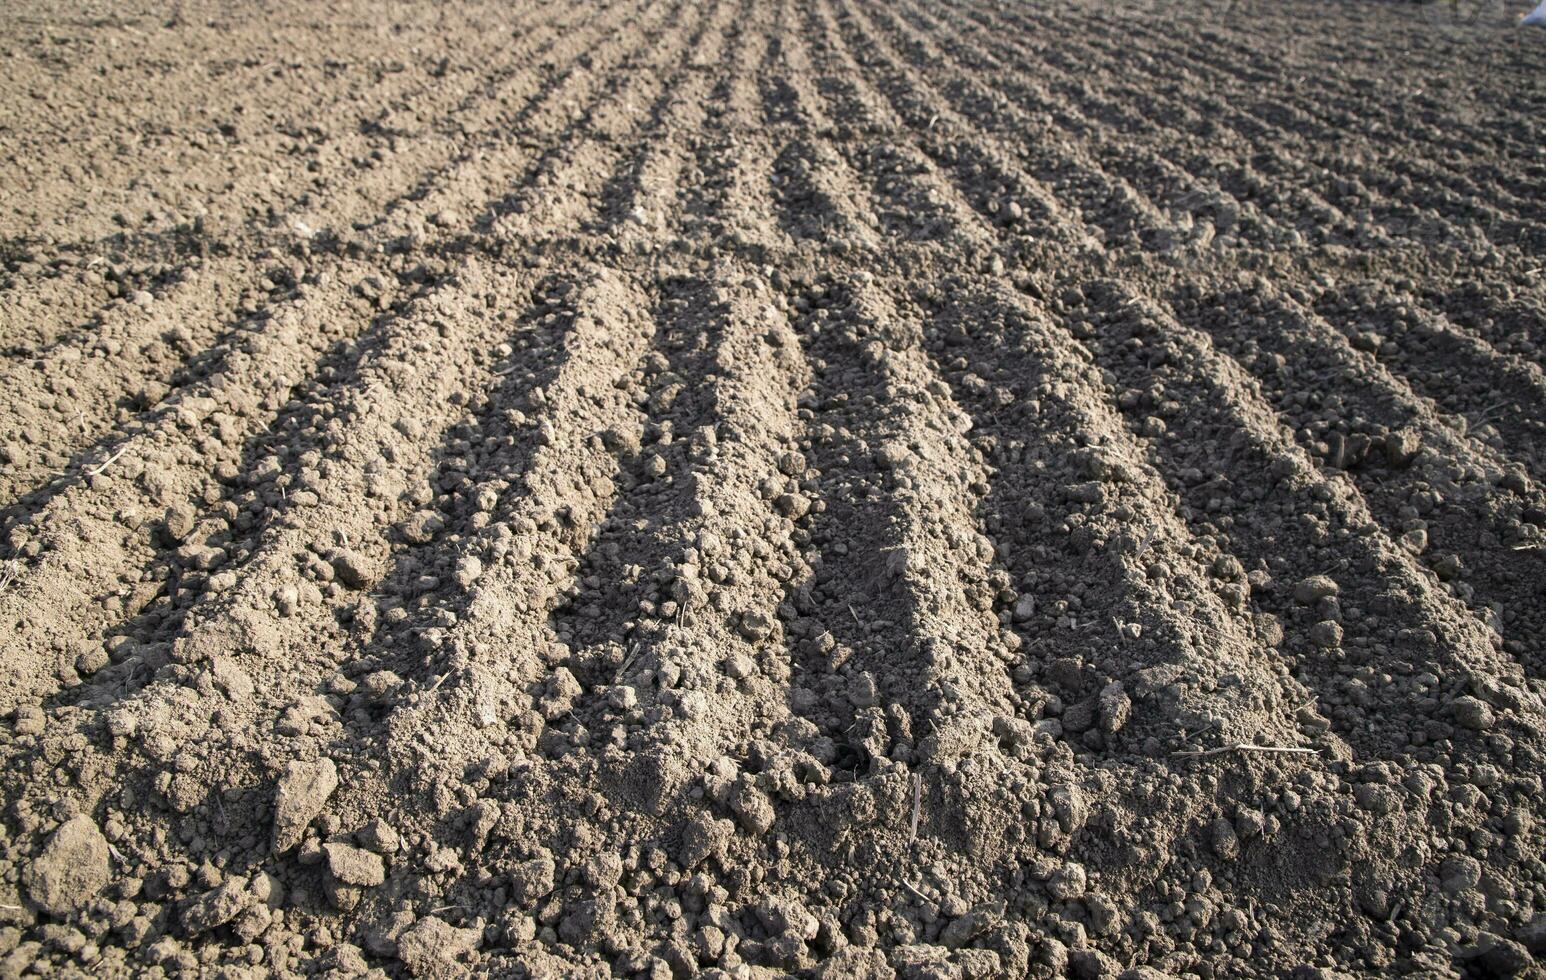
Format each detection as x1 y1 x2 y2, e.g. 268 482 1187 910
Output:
0 0 773 717
982 0 1546 251
661 0 785 254
1422 280 1546 371
899 274 1375 921
756 0 884 256
0 0 692 514
1167 280 1546 679
905 276 1312 760
34 262 692 906
1068 0 1546 165
42 264 801 911
1085 17 1546 246
1033 275 1546 938
265 261 1009 857
951 2 1329 253
385 0 734 256
0 0 718 712
921 0 1371 251
858 0 1546 473
1055 8 1546 255
897 0 1523 270
0 0 651 356
7 258 1546 971
787 278 1017 774
792 2 1002 259
3 5 1544 970
819 0 1180 257
0 1 551 349
259 266 1033 891
1066 279 1539 767
543 276 817 811
1311 284 1546 482
1095 0 1546 180
586 0 739 253
12 0 1527 748
36 258 562 895
0 0 548 242
308 267 1546 940
0 254 518 715
20 0 676 320
869 0 1331 257
618 0 1107 280
808 0 1095 267
3 0 1533 769
758 0 1011 267
332 269 664 850
812 0 1084 272
474 0 718 256
0 0 655 498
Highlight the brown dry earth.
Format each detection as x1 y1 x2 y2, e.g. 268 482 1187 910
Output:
2 0 1546 976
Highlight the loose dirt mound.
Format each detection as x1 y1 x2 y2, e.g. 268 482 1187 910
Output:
2 0 1546 976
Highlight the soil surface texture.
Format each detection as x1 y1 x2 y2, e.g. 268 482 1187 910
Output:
2 0 1546 977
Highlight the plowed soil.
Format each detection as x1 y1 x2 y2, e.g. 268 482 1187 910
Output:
3 0 1546 977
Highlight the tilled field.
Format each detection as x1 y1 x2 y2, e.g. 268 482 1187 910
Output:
2 0 1546 976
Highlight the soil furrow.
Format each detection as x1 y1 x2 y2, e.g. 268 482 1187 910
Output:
1068 1 1542 167
983 1 1539 253
880 0 1287 258
792 276 1017 775
832 0 1175 254
914 275 1313 760
1424 279 1546 369
675 0 795 262
338 269 660 869
0 0 673 509
1102 8 1546 182
0 257 525 714
815 0 1095 264
0 0 628 357
1314 284 1546 480
757 0 883 257
1173 282 1546 680
1077 281 1540 769
0 1 605 244
6 2 1546 977
796 1 999 258
551 275 816 821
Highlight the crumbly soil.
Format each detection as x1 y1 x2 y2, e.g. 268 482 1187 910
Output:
2 0 1546 977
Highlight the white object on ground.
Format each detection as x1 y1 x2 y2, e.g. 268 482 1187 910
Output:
1524 0 1546 25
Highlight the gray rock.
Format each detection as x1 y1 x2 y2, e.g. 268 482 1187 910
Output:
1309 620 1344 648
331 551 373 589
1517 917 1546 955
357 818 401 854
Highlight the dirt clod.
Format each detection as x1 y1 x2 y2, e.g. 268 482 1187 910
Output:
23 815 110 916
271 758 338 854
